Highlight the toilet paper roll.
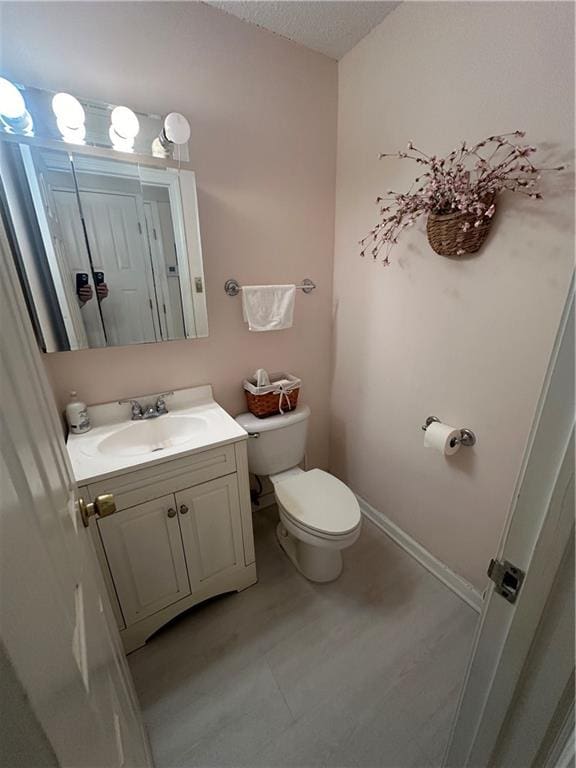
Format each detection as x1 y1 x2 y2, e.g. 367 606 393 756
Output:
424 421 461 456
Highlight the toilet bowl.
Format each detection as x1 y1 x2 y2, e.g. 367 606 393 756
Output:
271 467 361 582
235 406 362 582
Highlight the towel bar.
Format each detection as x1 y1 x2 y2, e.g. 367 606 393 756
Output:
224 278 316 297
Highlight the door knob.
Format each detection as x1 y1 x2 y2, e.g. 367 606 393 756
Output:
78 493 117 528
179 504 189 515
167 508 177 518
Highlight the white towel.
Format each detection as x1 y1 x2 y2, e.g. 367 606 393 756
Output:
241 285 296 332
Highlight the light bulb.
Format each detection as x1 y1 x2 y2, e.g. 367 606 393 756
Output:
109 125 134 151
0 77 26 120
0 77 32 133
52 92 85 130
57 118 86 144
110 106 139 140
163 112 190 145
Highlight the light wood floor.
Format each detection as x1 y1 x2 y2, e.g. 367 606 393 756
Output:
129 506 478 767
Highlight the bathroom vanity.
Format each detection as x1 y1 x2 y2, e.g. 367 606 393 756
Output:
67 386 256 653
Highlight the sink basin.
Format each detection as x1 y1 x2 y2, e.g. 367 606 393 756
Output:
88 416 207 458
67 385 249 484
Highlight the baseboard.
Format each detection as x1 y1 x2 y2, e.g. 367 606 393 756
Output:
357 495 483 613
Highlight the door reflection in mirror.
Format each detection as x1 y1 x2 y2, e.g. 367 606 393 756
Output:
0 141 207 350
74 156 162 346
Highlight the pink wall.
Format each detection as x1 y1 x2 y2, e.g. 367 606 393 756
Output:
1 1 337 468
332 1 574 590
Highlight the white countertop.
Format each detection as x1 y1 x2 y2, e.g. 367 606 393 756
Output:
67 385 248 485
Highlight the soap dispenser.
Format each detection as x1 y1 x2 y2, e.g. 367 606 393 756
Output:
66 391 91 434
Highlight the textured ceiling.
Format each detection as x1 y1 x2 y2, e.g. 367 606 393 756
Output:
204 1 400 60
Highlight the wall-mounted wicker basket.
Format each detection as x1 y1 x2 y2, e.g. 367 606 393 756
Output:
427 198 496 257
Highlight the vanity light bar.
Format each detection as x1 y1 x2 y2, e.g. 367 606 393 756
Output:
0 78 190 160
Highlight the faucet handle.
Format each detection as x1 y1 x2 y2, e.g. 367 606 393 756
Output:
129 400 143 419
155 395 169 415
155 391 173 415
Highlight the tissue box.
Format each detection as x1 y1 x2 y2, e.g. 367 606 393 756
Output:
243 372 301 418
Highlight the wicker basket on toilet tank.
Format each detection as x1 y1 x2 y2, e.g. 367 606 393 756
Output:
243 373 301 418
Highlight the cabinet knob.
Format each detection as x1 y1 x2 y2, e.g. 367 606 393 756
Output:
167 508 177 518
179 504 189 515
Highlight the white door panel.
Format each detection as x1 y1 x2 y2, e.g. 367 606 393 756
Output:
0 218 151 766
79 190 159 345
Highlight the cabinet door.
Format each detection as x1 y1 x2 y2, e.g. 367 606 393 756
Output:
98 495 190 626
176 475 244 587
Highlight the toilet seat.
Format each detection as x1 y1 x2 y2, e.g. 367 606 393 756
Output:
273 469 361 538
279 509 359 544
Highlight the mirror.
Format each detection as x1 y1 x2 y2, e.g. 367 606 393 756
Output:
0 141 207 350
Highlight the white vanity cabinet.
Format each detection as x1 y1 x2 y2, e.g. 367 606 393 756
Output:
82 440 257 653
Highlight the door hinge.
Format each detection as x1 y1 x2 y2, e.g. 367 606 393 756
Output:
138 221 143 235
488 558 525 604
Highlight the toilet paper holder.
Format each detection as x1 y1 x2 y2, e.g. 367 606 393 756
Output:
421 416 476 447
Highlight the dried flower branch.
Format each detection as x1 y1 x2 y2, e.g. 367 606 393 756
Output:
360 131 564 264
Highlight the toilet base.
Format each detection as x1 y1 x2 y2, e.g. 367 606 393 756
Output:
276 522 343 582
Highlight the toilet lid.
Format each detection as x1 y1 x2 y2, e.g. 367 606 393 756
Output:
274 469 361 536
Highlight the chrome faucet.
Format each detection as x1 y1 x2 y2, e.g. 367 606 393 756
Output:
120 392 173 420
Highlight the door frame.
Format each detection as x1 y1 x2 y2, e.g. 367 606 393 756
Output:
143 199 179 339
445 280 575 766
19 143 88 349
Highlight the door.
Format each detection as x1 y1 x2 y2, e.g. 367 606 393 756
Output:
445 285 574 767
51 188 107 346
0 217 151 766
176 475 245 586
78 188 160 345
98 495 191 625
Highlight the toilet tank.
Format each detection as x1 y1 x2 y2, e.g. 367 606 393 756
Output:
235 405 310 476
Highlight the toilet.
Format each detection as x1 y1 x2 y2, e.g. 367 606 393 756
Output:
235 405 361 582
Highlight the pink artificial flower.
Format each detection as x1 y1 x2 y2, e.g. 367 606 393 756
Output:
363 131 559 263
